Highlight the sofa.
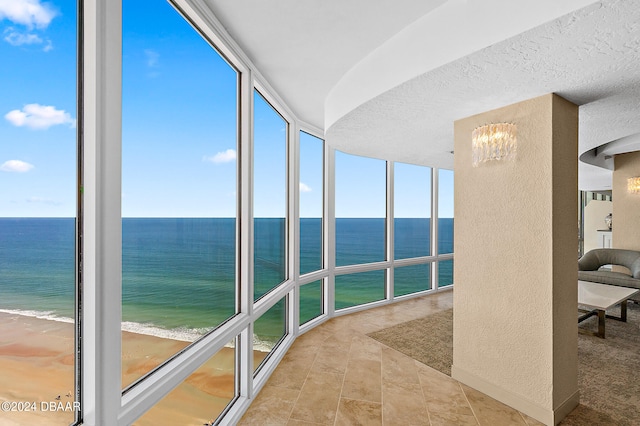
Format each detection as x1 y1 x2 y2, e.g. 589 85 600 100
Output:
578 248 640 302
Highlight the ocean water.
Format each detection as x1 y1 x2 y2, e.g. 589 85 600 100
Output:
0 217 453 346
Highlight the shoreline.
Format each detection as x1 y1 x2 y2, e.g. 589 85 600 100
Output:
0 307 275 351
0 312 268 425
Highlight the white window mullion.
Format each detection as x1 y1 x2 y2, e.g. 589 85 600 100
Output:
325 146 336 317
81 0 122 425
431 167 439 290
238 70 254 399
291 125 301 336
386 161 394 301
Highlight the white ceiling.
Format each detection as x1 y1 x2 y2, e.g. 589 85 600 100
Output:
204 0 447 125
202 0 640 191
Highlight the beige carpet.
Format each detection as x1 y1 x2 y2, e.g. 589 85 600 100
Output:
368 304 640 426
369 308 453 376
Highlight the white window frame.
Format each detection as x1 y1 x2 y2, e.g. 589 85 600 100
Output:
80 1 454 424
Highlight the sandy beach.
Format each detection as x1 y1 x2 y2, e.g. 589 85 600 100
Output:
0 312 267 425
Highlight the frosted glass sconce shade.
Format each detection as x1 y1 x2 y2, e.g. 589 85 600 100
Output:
628 177 640 194
472 123 517 167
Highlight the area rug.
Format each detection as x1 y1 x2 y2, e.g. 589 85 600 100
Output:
368 304 640 425
368 308 453 376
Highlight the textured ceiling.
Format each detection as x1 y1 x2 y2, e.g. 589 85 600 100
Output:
201 0 640 190
326 0 640 190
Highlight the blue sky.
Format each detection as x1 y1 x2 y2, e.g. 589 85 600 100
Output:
0 0 76 217
0 0 454 218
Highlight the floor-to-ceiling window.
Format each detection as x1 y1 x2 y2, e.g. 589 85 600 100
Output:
134 336 238 425
394 163 431 260
253 91 288 301
335 152 386 267
253 297 287 374
121 4 238 416
334 152 387 310
299 279 323 325
70 1 456 423
298 131 324 326
394 162 432 296
299 131 323 275
0 0 78 423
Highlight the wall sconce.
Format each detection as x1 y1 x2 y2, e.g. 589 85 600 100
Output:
628 177 640 194
472 123 517 167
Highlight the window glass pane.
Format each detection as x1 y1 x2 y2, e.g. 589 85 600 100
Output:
122 0 238 388
394 163 431 259
134 338 237 425
439 260 454 287
438 169 454 255
300 280 323 325
299 132 323 275
335 152 386 266
254 297 287 374
0 0 77 423
335 270 386 310
394 263 431 297
254 91 287 300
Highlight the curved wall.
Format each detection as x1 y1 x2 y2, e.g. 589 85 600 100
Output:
324 0 598 131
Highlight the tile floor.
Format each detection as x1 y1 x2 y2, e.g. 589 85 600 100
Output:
239 290 545 425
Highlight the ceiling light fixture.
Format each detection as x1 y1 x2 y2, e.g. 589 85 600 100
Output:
472 123 517 167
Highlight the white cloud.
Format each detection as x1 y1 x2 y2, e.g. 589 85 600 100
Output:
204 149 237 164
144 49 159 67
5 103 75 129
4 28 41 45
3 27 52 51
1 159 34 172
299 182 312 193
26 196 60 205
0 0 57 29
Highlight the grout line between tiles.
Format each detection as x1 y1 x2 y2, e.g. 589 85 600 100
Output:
459 382 481 426
416 362 433 426
284 342 321 424
333 334 357 426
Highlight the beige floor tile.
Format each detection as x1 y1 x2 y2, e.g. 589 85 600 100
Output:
311 345 350 375
242 291 540 426
428 411 479 426
342 358 382 403
286 420 325 426
381 346 420 385
322 329 359 351
417 371 473 415
279 343 318 365
519 412 545 425
462 384 527 426
239 385 300 425
267 359 313 390
289 370 343 424
382 381 429 426
294 328 333 348
372 310 418 326
349 335 382 362
335 398 382 426
315 317 349 333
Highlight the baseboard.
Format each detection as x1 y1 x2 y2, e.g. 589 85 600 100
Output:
451 365 579 426
553 390 580 425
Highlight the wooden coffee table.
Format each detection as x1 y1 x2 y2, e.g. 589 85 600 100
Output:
578 280 639 338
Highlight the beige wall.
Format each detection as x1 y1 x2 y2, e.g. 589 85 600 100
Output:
583 200 613 253
452 94 578 425
613 151 640 251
